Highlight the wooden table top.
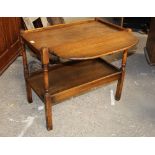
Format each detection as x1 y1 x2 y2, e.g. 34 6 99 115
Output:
21 18 138 60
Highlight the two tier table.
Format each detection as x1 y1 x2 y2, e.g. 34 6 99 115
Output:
21 18 138 130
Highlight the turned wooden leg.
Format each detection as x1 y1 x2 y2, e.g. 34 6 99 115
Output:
21 38 33 103
41 47 53 130
115 50 128 101
44 94 52 130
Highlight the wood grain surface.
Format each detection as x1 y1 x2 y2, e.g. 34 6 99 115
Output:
21 18 138 60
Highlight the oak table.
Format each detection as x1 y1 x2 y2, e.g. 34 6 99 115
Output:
21 18 138 130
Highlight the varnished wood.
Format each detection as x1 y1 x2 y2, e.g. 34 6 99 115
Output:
21 19 138 60
41 47 53 130
115 50 128 100
145 18 155 65
115 27 131 100
28 58 121 103
0 17 22 75
21 38 33 103
21 19 138 130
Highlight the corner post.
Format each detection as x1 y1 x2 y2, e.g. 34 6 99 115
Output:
115 28 132 101
115 49 128 101
20 37 33 103
41 47 53 130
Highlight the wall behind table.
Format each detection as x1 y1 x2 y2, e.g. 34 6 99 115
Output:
63 17 94 23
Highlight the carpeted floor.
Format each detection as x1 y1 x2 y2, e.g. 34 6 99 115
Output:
0 32 155 137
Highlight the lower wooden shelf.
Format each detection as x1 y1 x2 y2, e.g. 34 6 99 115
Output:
28 58 121 103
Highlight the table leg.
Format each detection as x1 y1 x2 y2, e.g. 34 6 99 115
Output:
21 38 33 103
41 47 53 130
115 50 128 101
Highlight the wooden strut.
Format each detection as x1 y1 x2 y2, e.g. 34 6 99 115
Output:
20 37 33 103
115 28 131 100
41 47 53 130
115 49 128 101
